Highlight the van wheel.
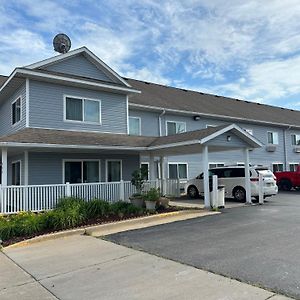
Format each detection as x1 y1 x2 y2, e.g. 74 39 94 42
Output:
233 187 246 202
187 185 199 198
279 179 292 191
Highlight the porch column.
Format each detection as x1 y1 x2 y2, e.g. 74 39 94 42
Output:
24 151 29 185
160 156 166 195
1 148 7 186
203 145 210 208
244 148 252 204
149 153 155 180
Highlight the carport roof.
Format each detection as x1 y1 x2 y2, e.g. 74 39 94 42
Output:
0 125 262 151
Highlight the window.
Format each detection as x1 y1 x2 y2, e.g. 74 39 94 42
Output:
267 131 278 144
106 160 122 182
289 163 299 172
64 160 100 183
291 134 300 146
209 162 225 169
12 97 21 125
244 128 253 135
140 162 149 180
65 96 101 123
272 163 283 172
129 117 141 135
12 161 21 185
166 121 186 135
168 163 188 179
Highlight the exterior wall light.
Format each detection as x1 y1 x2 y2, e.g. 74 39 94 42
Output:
193 115 201 121
227 135 231 142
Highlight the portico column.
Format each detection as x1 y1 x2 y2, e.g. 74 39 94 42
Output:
149 153 155 180
203 145 210 208
160 156 166 195
244 148 252 204
24 151 29 185
1 148 7 186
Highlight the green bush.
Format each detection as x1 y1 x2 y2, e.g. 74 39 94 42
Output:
84 199 110 219
109 201 143 217
143 188 160 202
51 197 87 230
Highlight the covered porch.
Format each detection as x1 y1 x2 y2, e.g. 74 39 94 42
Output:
0 124 262 214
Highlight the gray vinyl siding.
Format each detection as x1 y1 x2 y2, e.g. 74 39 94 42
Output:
139 111 287 178
285 129 300 167
29 80 127 133
0 83 26 136
7 154 24 186
129 109 160 136
28 152 139 185
43 54 113 82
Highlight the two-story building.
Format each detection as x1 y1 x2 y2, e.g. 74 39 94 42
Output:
0 46 299 199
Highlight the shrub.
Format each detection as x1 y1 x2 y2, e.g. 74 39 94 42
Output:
51 197 87 230
84 199 110 219
109 201 143 217
143 188 160 202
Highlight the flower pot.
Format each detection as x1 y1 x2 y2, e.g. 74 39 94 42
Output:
130 197 144 208
145 200 157 210
159 197 170 208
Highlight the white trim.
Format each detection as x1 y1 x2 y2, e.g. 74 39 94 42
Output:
148 140 201 151
63 94 102 124
13 68 140 94
167 162 188 179
272 162 284 172
206 124 217 128
165 120 186 136
25 78 29 127
11 95 22 127
0 69 17 94
126 96 129 134
129 103 300 130
62 159 101 184
243 128 253 135
25 47 131 88
140 162 149 180
24 150 28 185
208 162 225 168
267 131 279 145
11 159 22 186
200 124 263 147
105 159 123 182
128 116 141 136
291 133 300 145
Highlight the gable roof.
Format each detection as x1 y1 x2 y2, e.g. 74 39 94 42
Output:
125 78 300 128
0 124 262 150
25 46 131 88
0 75 7 88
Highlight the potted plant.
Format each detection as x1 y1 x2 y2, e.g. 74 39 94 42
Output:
143 188 160 210
129 168 148 208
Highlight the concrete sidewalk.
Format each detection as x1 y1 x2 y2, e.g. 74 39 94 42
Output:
2 235 292 300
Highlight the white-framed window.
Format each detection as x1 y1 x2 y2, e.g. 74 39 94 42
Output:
63 160 100 183
64 95 101 124
106 160 122 182
168 163 188 179
272 163 283 172
129 116 141 135
209 162 225 169
291 134 300 146
289 163 299 172
267 131 279 144
244 128 253 135
12 160 21 185
12 97 21 125
166 121 186 135
140 162 149 180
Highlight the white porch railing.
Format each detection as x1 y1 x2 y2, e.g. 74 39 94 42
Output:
0 179 180 215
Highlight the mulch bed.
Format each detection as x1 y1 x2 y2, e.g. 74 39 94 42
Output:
1 206 191 248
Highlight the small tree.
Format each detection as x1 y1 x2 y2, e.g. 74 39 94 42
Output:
131 167 148 195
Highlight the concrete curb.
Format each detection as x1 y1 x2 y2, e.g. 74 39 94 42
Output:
3 209 219 249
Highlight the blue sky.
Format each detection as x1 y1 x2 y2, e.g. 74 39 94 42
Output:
1 1 300 109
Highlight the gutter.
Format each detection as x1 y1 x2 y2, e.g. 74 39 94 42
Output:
158 109 166 136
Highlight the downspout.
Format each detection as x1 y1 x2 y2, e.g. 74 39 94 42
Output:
283 125 291 171
158 109 166 136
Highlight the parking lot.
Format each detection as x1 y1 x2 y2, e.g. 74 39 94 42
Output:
107 191 300 299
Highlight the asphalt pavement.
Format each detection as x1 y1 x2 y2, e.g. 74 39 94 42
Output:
107 191 300 299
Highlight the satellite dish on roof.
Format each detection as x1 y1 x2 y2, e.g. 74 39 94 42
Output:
53 33 71 54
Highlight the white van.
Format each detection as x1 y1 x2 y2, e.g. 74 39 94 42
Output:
185 165 278 201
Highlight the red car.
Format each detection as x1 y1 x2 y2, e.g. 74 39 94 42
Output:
275 164 300 191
